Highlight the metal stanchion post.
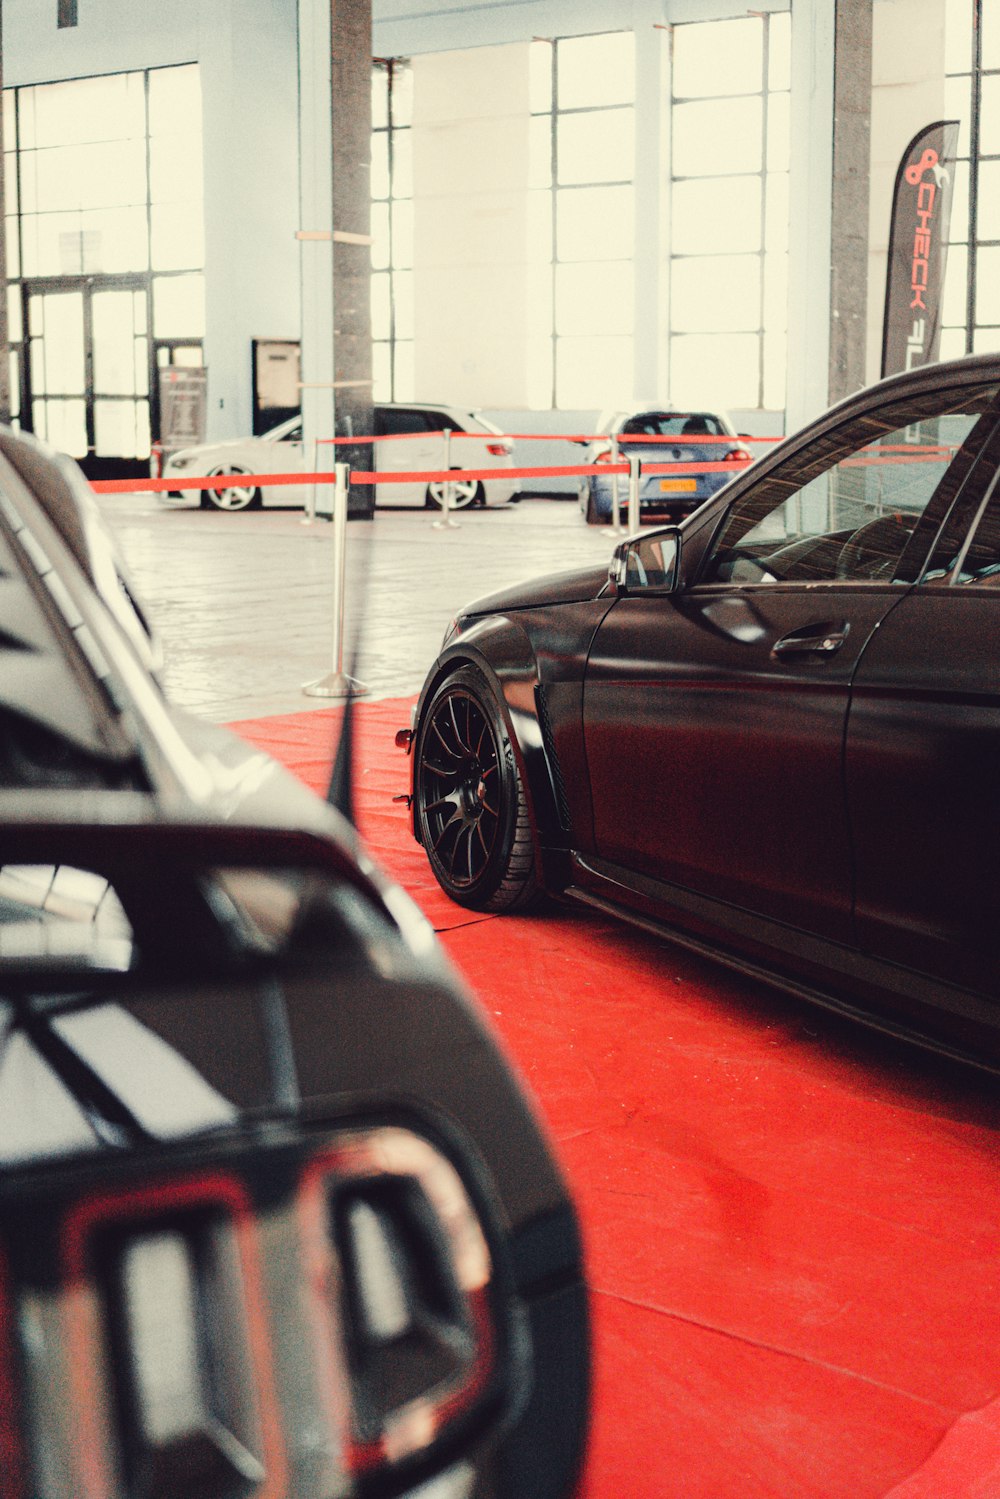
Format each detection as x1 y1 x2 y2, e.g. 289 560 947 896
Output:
628 454 641 533
302 437 320 524
303 461 369 699
610 435 623 534
432 427 460 530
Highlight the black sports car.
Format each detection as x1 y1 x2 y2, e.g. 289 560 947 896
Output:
0 428 588 1498
405 354 1000 1071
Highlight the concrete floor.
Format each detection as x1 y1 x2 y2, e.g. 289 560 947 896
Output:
99 493 618 721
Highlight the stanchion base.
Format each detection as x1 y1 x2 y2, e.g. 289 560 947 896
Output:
302 671 370 700
432 517 461 530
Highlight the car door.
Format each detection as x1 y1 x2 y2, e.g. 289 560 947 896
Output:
846 413 1000 997
583 380 1000 946
373 406 445 507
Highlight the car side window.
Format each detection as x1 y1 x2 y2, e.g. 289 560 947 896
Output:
376 408 431 437
701 386 1000 587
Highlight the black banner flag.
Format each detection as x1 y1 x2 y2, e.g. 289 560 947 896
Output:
881 121 959 378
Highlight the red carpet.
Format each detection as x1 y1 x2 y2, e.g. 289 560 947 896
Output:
231 699 1000 1498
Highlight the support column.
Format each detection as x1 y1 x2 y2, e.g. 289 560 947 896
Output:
0 9 9 427
298 0 373 518
785 0 836 433
828 0 872 405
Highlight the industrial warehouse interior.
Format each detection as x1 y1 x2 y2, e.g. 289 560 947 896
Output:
0 4 996 1499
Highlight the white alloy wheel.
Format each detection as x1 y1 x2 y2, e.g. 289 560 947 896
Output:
425 474 483 510
202 466 262 512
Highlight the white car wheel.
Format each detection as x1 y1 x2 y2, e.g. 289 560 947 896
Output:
202 467 262 512
425 475 483 511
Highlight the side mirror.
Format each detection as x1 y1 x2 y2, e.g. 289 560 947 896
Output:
609 528 681 595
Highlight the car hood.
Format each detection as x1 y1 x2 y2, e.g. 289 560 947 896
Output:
167 435 284 464
460 563 609 618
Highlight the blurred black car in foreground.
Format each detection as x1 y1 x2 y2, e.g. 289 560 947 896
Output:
0 429 588 1497
406 354 1000 1070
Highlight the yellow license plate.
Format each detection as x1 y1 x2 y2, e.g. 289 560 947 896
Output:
659 478 698 493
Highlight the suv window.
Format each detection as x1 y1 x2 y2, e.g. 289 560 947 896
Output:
701 387 1000 586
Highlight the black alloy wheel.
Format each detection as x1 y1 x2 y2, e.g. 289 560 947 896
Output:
414 666 539 911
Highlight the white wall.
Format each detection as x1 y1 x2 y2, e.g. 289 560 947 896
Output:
866 0 947 385
2 0 301 442
411 45 531 407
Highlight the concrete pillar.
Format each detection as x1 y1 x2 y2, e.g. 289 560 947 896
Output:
298 0 373 517
785 0 836 432
632 4 670 402
0 22 8 427
829 0 872 405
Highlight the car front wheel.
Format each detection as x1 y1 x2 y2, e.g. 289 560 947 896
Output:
202 467 262 512
414 665 539 911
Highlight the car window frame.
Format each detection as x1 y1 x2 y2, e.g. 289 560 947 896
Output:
691 381 1000 592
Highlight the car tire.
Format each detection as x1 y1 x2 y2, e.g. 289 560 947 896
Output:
585 483 604 526
414 665 540 912
201 467 262 512
425 474 484 511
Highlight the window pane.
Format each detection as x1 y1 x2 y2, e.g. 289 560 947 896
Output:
32 398 87 457
670 176 761 256
153 274 205 338
392 67 413 127
950 160 969 246
372 341 391 400
555 335 632 409
557 185 633 261
370 133 390 200
762 330 786 410
766 92 790 172
5 152 17 217
371 66 389 130
973 324 1000 353
150 131 204 205
768 14 792 91
671 256 761 333
944 75 972 158
148 66 201 138
370 200 390 270
981 74 1000 156
671 332 760 408
94 399 150 459
530 40 553 114
942 243 967 326
29 291 84 393
23 74 145 149
555 261 632 335
939 325 967 361
392 198 413 268
557 33 634 110
371 272 391 340
976 246 1000 324
763 252 788 334
151 202 203 271
982 0 1000 69
557 108 634 186
673 18 763 99
945 0 973 73
8 287 22 345
391 132 413 197
92 290 149 397
6 216 18 278
673 97 763 177
393 270 414 340
765 172 789 255
529 115 552 190
393 340 414 401
976 160 1000 242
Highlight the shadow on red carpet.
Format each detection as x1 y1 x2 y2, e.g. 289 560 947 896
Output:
229 697 1000 1499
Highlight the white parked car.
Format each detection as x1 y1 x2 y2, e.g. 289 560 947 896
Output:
156 403 518 512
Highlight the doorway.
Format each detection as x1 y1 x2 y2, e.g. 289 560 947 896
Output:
23 276 152 479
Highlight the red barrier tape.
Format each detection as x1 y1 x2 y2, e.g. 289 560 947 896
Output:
312 430 783 446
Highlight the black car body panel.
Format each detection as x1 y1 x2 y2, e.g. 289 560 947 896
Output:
0 427 589 1498
407 354 1000 1070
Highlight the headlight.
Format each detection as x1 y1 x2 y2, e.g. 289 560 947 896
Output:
167 454 193 471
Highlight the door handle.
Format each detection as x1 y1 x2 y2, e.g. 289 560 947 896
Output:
772 622 850 658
